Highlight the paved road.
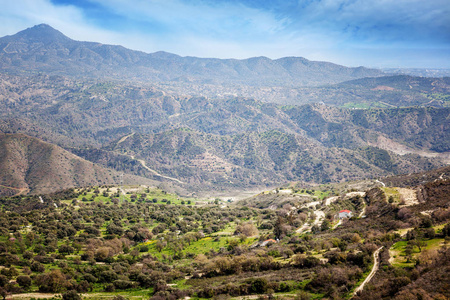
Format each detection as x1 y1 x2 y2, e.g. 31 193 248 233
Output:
353 246 383 297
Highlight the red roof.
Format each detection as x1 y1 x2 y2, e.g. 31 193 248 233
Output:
264 239 277 243
339 210 351 213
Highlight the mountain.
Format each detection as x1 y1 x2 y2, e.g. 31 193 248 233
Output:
0 24 383 86
1 73 448 151
0 73 447 192
0 133 156 196
383 67 450 78
0 25 448 194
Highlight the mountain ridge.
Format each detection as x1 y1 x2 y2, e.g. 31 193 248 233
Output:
0 24 384 86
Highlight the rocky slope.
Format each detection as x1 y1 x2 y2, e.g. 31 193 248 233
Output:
0 133 155 196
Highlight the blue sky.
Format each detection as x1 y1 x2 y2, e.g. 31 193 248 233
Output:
1 0 449 68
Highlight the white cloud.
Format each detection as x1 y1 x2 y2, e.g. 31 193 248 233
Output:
0 0 123 45
0 0 448 67
88 0 287 39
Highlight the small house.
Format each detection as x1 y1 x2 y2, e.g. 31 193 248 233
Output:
251 239 278 248
338 209 353 219
260 239 277 247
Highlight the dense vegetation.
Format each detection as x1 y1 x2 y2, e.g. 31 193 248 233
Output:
0 167 449 299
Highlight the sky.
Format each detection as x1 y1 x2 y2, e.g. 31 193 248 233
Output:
1 0 449 68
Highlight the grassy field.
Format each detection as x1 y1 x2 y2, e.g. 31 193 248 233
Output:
389 237 446 267
381 187 401 203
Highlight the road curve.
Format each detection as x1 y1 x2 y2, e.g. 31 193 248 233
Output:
136 159 184 184
353 246 383 297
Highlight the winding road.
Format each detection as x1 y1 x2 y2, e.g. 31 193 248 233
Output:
353 246 383 297
135 158 184 184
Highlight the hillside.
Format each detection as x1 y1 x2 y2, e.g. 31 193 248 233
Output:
240 164 450 210
0 133 156 196
0 21 449 300
90 128 442 191
0 73 448 192
0 73 448 152
0 24 383 86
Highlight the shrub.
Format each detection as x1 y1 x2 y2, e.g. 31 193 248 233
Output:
104 284 115 292
113 280 136 290
16 275 31 289
62 290 81 300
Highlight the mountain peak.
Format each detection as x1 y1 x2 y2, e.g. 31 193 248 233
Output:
10 23 72 44
31 23 53 30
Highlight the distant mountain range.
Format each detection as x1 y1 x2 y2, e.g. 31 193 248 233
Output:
383 68 450 78
0 24 383 86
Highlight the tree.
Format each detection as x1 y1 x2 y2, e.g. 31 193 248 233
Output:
62 290 81 300
95 247 111 262
30 261 45 273
99 270 118 283
321 219 330 231
406 230 416 241
411 239 427 252
274 217 285 239
227 239 239 251
35 270 68 292
234 222 258 237
424 228 435 239
130 248 140 258
295 290 311 300
58 244 74 255
155 240 166 252
0 275 7 288
248 278 268 294
0 287 7 300
404 245 413 262
16 275 31 289
442 223 450 237
107 223 124 236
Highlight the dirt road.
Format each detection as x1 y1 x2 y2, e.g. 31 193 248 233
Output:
136 158 184 184
353 246 383 297
296 210 325 234
397 188 419 206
